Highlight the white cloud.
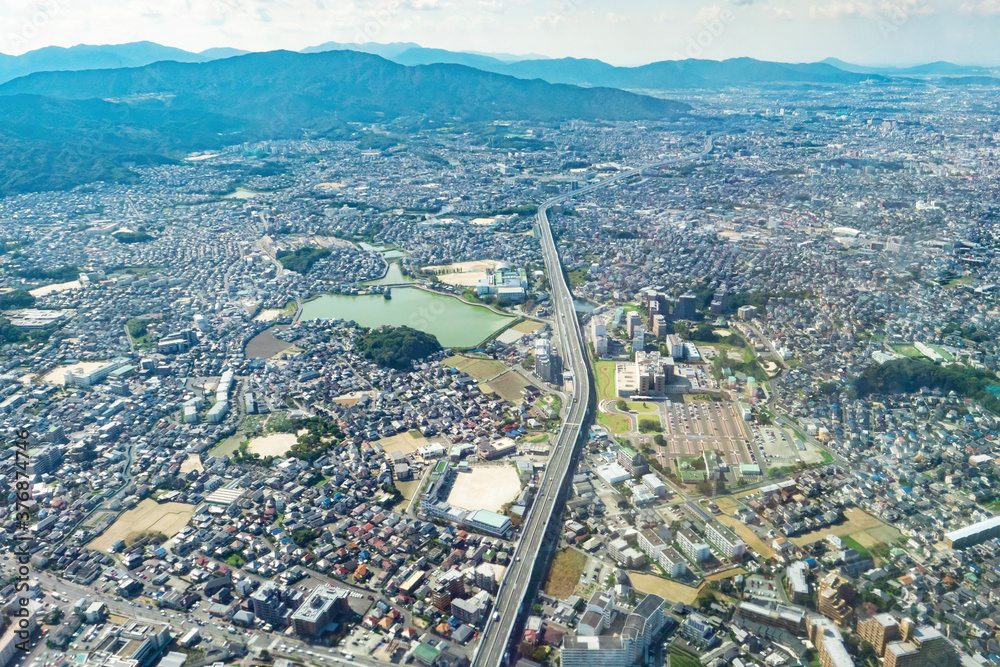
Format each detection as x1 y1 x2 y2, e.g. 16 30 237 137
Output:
960 0 1000 14
693 4 727 23
605 11 629 24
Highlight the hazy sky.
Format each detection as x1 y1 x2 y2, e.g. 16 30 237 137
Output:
2 0 1000 65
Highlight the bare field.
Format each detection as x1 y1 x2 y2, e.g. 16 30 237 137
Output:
180 454 204 474
379 431 446 457
43 361 107 386
247 433 297 457
87 499 194 552
254 309 284 322
30 280 81 296
448 466 521 512
629 572 701 605
424 260 500 287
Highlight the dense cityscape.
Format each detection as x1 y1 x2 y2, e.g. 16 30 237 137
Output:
3 46 1000 667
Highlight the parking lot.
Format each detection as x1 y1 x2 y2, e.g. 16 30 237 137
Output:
752 425 802 467
653 400 753 469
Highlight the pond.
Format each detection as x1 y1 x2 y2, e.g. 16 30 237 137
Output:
298 287 515 349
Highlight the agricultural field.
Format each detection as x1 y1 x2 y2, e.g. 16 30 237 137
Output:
444 355 508 381
484 370 534 404
87 499 194 552
544 549 588 599
790 507 901 550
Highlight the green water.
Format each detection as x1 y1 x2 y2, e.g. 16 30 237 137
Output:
299 287 515 348
364 262 415 286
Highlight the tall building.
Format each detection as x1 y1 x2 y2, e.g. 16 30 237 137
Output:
817 573 856 627
626 311 642 339
710 286 729 315
806 614 856 667
704 521 747 559
535 338 557 383
291 584 350 637
877 618 959 667
251 582 290 627
617 446 649 476
675 292 698 320
857 614 901 656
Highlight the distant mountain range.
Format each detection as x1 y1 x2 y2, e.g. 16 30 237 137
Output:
0 40 997 88
0 50 689 196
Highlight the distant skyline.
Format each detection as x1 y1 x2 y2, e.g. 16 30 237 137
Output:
2 0 1000 66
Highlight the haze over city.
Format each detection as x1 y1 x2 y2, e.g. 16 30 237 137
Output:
3 0 1000 65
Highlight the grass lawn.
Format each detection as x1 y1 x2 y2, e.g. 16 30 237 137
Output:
926 343 954 361
544 549 587 599
668 645 702 667
596 360 632 433
841 535 871 560
281 300 298 316
891 345 924 358
627 401 658 412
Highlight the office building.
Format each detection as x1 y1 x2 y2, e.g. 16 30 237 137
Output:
675 292 698 320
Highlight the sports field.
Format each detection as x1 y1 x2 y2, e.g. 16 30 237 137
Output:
87 499 194 552
447 466 521 513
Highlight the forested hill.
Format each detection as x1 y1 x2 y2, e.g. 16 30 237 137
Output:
0 50 689 197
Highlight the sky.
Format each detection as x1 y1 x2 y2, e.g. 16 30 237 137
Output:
2 0 1000 65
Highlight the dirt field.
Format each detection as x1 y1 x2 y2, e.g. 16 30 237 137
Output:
629 572 701 605
790 507 901 548
544 549 587 599
247 433 297 457
484 371 534 404
180 454 204 474
42 361 108 386
445 355 508 381
254 309 284 322
379 431 448 457
30 280 82 296
330 390 376 407
447 465 522 512
716 515 775 559
423 259 500 287
87 499 194 552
